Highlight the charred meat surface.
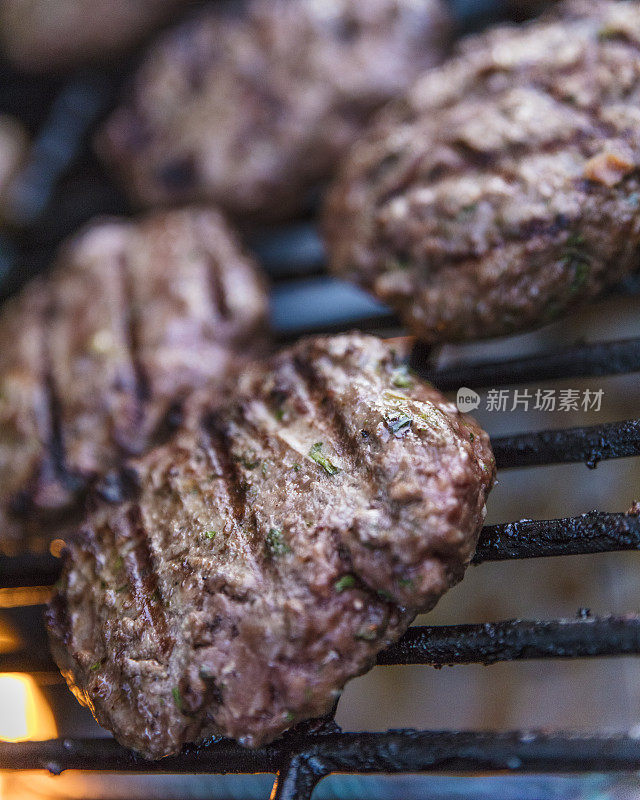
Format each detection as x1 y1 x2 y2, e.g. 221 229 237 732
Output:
98 0 453 220
0 0 188 71
47 333 495 759
325 0 640 343
0 208 268 554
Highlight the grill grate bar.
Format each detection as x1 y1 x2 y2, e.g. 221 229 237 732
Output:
7 613 640 676
272 756 323 800
492 418 640 469
2 512 638 589
0 649 54 673
474 511 640 563
3 731 640 781
378 615 640 666
270 280 640 342
412 336 640 391
0 553 60 588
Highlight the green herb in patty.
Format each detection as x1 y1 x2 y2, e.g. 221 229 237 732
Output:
334 575 356 592
266 527 291 557
561 233 592 297
391 365 413 388
354 626 378 641
237 453 260 470
309 442 341 475
386 414 412 436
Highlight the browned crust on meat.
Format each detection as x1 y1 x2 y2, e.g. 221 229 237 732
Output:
0 208 269 554
97 0 453 220
47 333 494 758
324 0 640 343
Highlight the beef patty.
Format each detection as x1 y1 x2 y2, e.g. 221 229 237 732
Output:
0 0 188 71
98 0 453 221
47 333 495 759
324 0 640 343
0 208 268 554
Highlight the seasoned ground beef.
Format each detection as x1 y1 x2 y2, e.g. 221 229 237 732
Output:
0 208 268 554
98 0 453 220
47 333 495 758
324 0 640 343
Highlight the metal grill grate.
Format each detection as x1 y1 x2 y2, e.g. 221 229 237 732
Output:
1 2 640 798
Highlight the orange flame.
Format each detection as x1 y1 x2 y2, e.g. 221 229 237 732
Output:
0 673 57 743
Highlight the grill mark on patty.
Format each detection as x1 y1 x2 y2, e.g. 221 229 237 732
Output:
375 132 607 221
229 405 313 578
293 347 422 548
200 415 248 526
159 448 257 592
42 371 74 488
117 252 150 435
83 520 120 673
374 211 579 277
292 348 369 470
593 28 640 58
112 504 173 658
205 252 231 321
376 101 638 264
28 292 82 514
374 64 630 219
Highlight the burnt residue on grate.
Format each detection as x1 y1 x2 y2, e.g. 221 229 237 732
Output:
474 511 640 562
3 730 640 800
492 419 640 470
414 336 640 391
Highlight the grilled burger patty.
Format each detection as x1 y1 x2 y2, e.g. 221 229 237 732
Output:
98 0 453 220
47 333 495 759
0 0 188 71
0 208 268 554
324 0 640 343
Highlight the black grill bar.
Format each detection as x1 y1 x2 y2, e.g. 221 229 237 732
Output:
3 731 640 784
0 552 60 588
492 418 640 469
378 615 640 666
473 511 640 563
273 756 323 800
0 649 53 673
271 280 640 341
2 512 639 589
6 614 640 676
414 336 640 391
